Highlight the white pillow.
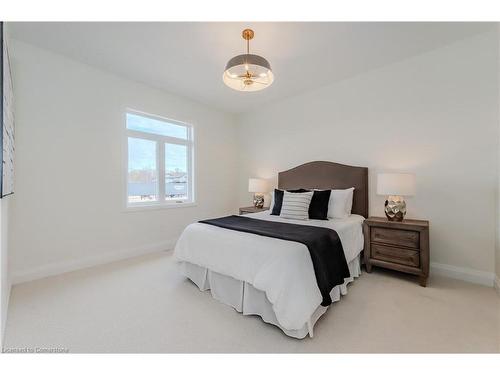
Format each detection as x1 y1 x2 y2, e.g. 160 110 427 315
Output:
280 191 313 220
345 188 354 215
328 188 355 219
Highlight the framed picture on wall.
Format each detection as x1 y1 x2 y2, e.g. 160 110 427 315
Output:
1 21 15 198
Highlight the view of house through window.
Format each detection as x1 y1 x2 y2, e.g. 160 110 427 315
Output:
126 111 193 206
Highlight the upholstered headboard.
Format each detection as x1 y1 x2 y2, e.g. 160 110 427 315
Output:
277 161 369 218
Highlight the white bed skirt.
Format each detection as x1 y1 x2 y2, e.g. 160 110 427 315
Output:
178 255 361 339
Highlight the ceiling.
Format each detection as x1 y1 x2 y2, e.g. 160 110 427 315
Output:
9 22 495 114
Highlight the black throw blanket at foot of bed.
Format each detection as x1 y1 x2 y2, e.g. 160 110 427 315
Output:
199 215 350 306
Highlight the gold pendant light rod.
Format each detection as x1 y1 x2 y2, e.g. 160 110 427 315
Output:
242 28 254 54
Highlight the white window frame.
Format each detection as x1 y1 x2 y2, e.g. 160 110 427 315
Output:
124 109 195 210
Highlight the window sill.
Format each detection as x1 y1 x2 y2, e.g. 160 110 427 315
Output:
124 202 197 212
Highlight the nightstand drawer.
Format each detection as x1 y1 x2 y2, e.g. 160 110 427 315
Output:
371 227 419 249
372 243 420 267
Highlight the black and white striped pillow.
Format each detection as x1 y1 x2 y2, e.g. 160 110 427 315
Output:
279 191 314 220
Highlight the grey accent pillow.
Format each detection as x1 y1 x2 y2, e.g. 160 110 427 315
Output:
279 191 314 220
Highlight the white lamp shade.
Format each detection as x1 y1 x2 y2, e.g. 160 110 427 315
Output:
248 178 268 193
377 173 416 196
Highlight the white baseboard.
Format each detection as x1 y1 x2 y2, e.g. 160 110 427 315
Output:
11 239 177 285
494 275 500 296
430 262 495 287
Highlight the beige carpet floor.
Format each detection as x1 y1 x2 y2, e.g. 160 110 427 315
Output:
4 251 500 353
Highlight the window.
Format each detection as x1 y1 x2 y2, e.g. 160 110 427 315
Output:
126 111 194 208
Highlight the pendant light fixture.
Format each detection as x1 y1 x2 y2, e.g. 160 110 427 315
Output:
223 29 274 92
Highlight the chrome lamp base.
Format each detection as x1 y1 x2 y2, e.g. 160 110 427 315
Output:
253 194 264 208
384 195 406 221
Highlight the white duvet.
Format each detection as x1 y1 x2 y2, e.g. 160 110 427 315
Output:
174 210 364 331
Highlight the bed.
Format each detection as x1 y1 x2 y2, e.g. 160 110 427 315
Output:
174 161 368 339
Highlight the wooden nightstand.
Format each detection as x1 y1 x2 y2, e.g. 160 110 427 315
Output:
364 217 430 286
239 206 269 215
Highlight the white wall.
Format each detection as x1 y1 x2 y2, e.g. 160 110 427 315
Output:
7 30 500 289
237 31 498 281
0 199 11 343
496 25 500 294
9 40 239 282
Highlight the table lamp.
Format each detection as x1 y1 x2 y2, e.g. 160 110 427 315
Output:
377 173 416 221
248 178 268 208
